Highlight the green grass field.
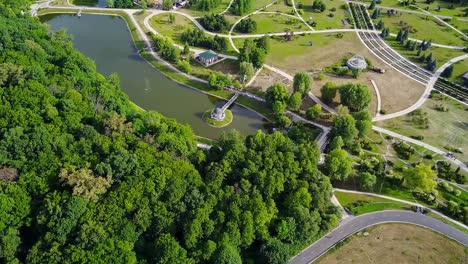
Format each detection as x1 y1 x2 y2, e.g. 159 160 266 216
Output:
376 13 467 46
376 95 468 164
265 0 295 13
242 13 308 34
356 0 468 18
335 191 410 215
149 13 197 43
299 0 352 30
448 58 468 86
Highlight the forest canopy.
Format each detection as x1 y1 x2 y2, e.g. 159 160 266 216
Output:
0 1 339 263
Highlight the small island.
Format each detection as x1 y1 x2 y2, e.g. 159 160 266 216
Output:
203 108 233 128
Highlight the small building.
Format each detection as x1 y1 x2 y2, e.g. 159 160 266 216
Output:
196 50 219 66
346 55 368 70
210 108 225 121
462 72 468 86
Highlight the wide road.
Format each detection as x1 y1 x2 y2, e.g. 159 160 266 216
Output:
289 210 468 264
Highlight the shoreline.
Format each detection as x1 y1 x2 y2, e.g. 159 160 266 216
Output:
38 9 273 127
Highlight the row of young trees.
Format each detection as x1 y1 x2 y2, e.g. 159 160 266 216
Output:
199 13 230 32
0 1 340 263
180 29 228 51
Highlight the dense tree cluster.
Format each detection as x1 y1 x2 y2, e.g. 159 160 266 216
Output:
152 35 180 62
180 29 228 51
199 14 230 32
339 83 371 112
232 0 253 15
190 0 223 11
239 37 270 69
236 17 257 33
0 1 339 263
312 0 327 12
107 0 134 8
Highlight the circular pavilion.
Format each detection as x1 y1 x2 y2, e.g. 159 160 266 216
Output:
210 107 225 121
346 55 368 70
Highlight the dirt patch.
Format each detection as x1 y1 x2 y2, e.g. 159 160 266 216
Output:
249 68 293 92
317 223 468 264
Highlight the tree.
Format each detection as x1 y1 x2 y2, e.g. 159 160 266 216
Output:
162 0 173 10
153 234 194 264
266 83 289 107
256 35 271 53
60 168 112 202
352 109 372 137
320 82 337 104
404 164 437 193
236 17 257 33
168 13 176 24
339 83 371 112
183 43 191 56
312 0 327 12
259 238 290 264
369 0 376 9
441 65 454 78
288 92 302 110
328 136 344 151
239 62 255 83
212 243 242 264
331 114 358 146
325 148 353 181
359 172 376 190
306 104 322 120
293 72 312 96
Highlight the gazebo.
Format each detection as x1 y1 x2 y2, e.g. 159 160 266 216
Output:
197 50 219 66
210 108 225 121
346 55 368 70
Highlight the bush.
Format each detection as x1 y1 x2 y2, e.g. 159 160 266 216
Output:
177 60 193 74
306 104 322 120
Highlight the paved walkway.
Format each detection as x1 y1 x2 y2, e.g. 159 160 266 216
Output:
289 210 468 264
373 53 468 122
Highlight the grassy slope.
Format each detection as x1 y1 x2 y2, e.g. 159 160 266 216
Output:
335 191 409 215
317 224 468 264
299 0 353 30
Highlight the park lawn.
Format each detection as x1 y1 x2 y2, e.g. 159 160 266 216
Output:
385 38 466 66
358 0 467 18
376 95 468 164
252 0 279 11
335 191 410 215
265 0 295 13
245 13 308 34
448 58 468 86
299 0 353 29
150 13 197 43
376 12 467 47
266 32 356 72
451 18 468 35
317 224 468 264
178 0 232 17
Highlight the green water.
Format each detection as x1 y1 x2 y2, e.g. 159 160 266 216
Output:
42 14 267 139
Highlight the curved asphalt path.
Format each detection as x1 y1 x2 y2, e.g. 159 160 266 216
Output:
289 210 468 264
